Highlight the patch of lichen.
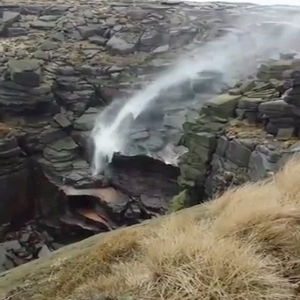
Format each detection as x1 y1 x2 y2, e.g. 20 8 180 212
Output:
168 189 190 213
234 169 250 184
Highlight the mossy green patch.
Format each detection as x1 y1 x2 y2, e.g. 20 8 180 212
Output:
168 190 190 213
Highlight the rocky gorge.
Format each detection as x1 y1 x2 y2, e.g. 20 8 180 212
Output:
0 0 300 274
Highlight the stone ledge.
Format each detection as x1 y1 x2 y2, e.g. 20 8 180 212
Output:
177 57 300 202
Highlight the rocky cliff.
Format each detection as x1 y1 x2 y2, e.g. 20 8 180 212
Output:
175 58 300 209
0 0 258 272
0 0 300 279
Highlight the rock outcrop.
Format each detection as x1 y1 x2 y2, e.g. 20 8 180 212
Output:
1 0 300 273
0 0 258 233
0 0 232 271
176 59 300 208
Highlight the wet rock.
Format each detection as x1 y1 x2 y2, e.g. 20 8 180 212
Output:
153 45 169 54
163 113 186 130
191 70 224 94
139 133 165 152
73 108 99 131
130 130 149 140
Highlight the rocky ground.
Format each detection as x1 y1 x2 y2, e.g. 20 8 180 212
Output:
1 0 300 273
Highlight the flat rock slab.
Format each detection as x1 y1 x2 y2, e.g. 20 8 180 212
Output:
8 59 41 87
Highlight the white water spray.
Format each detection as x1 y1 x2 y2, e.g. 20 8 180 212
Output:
91 11 300 176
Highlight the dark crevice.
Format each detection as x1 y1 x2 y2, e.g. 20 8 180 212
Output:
67 195 97 211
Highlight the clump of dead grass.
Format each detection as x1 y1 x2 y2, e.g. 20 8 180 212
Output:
55 216 293 300
7 155 300 300
213 156 300 281
139 217 293 300
28 227 150 300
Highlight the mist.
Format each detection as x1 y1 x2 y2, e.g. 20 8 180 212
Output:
91 6 300 175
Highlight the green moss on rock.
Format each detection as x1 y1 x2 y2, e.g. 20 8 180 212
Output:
202 93 242 119
168 189 190 213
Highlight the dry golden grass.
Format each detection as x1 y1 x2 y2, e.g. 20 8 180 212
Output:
5 156 300 300
0 122 14 134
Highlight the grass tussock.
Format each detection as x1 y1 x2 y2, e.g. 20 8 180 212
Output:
7 155 300 300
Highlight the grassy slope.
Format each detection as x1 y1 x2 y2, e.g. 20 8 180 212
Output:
2 157 300 300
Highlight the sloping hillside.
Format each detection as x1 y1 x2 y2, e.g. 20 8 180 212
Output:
1 156 300 300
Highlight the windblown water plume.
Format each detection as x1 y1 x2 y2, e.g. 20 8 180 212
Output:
91 10 300 176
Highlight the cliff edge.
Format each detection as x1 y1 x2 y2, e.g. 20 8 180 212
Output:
1 156 300 300
1 0 300 299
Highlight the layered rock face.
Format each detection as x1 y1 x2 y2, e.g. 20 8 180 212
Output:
0 0 300 272
178 58 300 204
0 0 260 229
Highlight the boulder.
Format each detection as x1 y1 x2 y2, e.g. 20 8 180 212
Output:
226 139 252 168
8 59 41 87
202 93 242 119
3 11 21 25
